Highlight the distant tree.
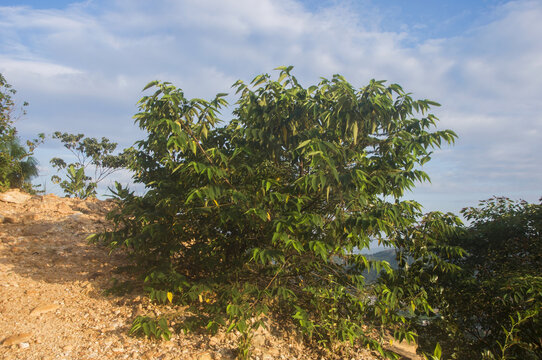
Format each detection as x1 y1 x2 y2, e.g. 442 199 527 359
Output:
0 73 42 192
94 67 461 359
50 132 128 199
413 197 542 359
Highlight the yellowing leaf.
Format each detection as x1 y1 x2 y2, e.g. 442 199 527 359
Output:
213 199 219 207
267 212 271 221
199 294 203 303
167 292 173 303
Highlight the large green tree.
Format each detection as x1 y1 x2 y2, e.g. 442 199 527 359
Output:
95 67 461 358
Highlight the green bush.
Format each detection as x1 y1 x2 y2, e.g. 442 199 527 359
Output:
94 67 461 358
415 197 542 359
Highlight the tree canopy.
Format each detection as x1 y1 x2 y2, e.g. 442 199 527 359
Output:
50 131 128 199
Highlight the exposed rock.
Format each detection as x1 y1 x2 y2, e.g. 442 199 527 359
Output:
385 337 421 360
252 323 271 349
55 202 75 214
0 190 32 204
30 303 60 316
2 333 32 346
75 201 104 214
3 215 18 224
68 212 84 221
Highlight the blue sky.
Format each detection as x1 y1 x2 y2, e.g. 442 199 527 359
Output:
0 0 541 215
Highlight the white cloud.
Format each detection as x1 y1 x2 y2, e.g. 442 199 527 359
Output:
0 57 82 77
0 0 540 211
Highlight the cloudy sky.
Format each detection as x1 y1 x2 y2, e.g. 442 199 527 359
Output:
0 0 540 215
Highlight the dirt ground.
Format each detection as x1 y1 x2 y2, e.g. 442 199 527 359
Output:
0 190 411 360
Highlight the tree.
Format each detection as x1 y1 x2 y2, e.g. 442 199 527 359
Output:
414 197 542 359
94 67 460 358
50 132 128 199
0 73 42 191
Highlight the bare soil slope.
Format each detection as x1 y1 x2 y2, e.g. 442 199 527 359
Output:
0 190 410 360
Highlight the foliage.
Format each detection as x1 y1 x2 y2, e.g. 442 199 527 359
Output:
50 132 128 198
0 73 43 191
416 197 542 359
93 67 460 358
129 316 172 340
424 343 442 360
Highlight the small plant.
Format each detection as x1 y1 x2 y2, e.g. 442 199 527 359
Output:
129 316 171 340
424 343 442 360
52 165 96 199
482 311 538 360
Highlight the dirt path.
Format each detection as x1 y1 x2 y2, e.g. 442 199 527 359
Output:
0 190 387 360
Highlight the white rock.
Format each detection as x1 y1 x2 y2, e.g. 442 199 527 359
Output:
0 190 32 204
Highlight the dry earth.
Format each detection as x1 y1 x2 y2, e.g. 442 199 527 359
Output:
0 190 418 360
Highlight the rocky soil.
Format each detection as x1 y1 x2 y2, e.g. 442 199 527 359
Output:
0 190 417 360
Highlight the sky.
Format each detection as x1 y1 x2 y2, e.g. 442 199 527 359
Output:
0 0 540 216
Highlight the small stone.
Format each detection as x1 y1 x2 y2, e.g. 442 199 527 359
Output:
30 303 60 316
2 333 32 346
62 344 73 352
195 352 214 360
3 215 18 224
68 212 84 221
19 342 30 349
252 334 268 348
142 350 157 360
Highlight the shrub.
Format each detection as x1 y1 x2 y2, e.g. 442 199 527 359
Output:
94 67 460 358
415 197 542 359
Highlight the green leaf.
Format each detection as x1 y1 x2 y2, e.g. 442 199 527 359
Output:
296 139 311 149
142 80 159 91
